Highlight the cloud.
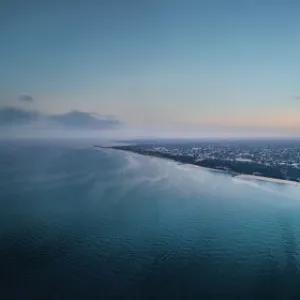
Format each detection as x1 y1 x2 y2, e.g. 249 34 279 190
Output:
295 97 300 100
0 107 39 126
50 110 121 129
0 107 122 131
18 95 34 102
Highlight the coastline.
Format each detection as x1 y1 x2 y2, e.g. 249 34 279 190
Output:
96 145 227 173
183 163 226 173
235 174 300 186
95 146 300 187
98 146 227 172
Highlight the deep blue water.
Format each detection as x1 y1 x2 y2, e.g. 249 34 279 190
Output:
1 140 300 299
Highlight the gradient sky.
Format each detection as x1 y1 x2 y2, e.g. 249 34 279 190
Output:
1 0 300 137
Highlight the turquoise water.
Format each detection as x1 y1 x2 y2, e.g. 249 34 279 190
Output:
1 140 300 299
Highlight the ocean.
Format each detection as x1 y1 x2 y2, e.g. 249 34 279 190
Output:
1 139 300 299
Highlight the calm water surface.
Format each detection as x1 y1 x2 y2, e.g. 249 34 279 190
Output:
1 140 300 299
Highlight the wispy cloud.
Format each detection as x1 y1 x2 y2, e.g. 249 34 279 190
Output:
18 95 34 102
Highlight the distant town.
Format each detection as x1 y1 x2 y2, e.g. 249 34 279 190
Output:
95 139 300 183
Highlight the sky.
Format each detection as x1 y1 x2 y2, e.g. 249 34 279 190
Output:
1 0 300 138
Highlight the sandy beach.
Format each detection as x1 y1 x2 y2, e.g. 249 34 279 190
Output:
236 174 300 186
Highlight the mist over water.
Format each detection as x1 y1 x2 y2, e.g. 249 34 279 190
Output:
1 140 300 299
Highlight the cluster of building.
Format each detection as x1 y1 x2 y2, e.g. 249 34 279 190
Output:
148 142 300 169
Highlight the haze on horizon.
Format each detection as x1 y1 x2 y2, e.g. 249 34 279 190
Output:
1 0 300 139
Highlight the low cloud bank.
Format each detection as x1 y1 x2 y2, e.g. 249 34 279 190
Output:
1 107 298 140
50 111 120 129
0 107 39 126
0 106 123 138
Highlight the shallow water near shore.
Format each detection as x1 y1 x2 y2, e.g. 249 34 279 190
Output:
1 140 300 299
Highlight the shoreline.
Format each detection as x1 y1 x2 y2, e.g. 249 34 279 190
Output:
183 163 226 173
95 146 300 187
235 174 300 186
96 145 228 173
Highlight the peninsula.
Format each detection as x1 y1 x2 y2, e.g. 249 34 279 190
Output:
94 139 300 186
